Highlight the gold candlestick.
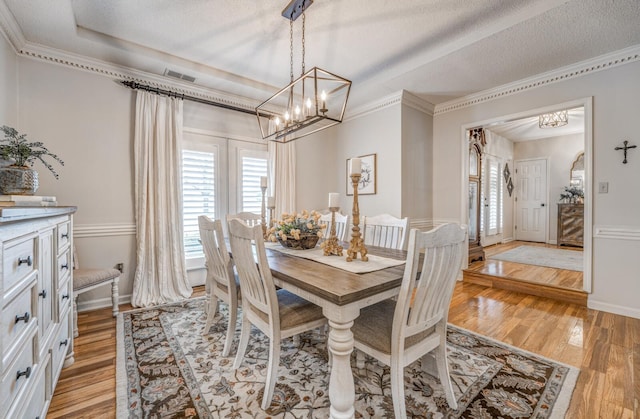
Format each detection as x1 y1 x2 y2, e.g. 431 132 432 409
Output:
261 186 267 239
322 207 343 256
346 174 368 262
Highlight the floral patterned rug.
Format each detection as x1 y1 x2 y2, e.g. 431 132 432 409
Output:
116 298 578 418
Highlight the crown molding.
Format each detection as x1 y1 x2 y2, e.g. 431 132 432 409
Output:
434 44 640 115
0 0 25 52
346 89 434 122
16 42 261 113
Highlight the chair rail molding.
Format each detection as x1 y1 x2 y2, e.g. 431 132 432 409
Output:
593 225 640 241
74 223 136 238
434 44 640 115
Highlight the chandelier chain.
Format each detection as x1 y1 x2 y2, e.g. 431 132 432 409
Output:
289 18 294 83
301 13 306 75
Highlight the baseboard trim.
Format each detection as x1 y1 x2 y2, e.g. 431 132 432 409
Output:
77 294 131 313
587 299 640 320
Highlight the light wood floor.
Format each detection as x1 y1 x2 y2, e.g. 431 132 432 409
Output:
464 240 587 305
50 283 639 418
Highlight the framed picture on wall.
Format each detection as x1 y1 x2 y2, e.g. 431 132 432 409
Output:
346 153 377 195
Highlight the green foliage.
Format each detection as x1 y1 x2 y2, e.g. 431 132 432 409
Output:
559 186 584 201
0 125 64 179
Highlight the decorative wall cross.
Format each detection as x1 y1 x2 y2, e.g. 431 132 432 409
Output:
614 140 637 164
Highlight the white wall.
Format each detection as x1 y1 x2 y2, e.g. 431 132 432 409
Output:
401 103 432 225
433 60 640 318
514 133 583 243
0 30 17 134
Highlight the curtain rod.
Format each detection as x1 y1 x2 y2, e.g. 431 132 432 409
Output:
120 80 269 118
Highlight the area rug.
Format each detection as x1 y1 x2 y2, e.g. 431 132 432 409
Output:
490 245 583 271
116 298 578 418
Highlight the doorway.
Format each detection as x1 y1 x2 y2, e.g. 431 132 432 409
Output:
462 98 593 294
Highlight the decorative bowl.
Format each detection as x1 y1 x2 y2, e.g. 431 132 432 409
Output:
276 234 319 250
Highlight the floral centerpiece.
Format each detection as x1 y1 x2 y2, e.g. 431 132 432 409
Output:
559 186 584 203
268 210 326 250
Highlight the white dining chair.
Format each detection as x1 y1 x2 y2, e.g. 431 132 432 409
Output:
226 212 262 227
227 219 327 410
319 211 351 242
199 215 240 357
352 223 466 416
362 213 409 250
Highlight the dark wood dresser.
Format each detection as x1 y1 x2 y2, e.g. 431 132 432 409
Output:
557 203 584 247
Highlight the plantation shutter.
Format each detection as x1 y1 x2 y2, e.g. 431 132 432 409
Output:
486 156 502 236
182 149 216 257
240 156 268 213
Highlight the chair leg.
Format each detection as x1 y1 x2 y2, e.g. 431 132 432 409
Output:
355 349 365 369
232 314 251 369
222 297 238 357
390 357 407 419
262 333 281 410
111 277 119 317
202 295 219 336
73 294 79 338
435 338 458 410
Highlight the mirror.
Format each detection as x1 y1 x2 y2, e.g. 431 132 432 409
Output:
570 152 585 190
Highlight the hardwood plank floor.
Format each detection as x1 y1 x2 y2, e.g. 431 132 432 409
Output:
50 283 639 418
464 240 587 305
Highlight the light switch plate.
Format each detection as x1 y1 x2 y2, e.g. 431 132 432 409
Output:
598 182 609 193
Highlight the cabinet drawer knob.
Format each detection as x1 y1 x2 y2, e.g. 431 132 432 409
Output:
18 256 32 266
16 366 31 381
60 338 69 348
62 294 70 300
61 232 69 239
15 312 30 324
61 263 69 270
39 289 47 299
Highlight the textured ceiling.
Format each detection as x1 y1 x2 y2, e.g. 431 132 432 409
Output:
3 0 640 109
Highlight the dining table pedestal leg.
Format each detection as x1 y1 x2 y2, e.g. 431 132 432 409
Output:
326 313 357 419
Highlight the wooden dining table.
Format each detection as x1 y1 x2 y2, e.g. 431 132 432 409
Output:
263 244 408 419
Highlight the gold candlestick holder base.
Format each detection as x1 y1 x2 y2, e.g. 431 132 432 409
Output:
346 174 368 262
322 207 343 256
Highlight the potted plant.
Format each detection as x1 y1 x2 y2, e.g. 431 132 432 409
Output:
0 125 64 195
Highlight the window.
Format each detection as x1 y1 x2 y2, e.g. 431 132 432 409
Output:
182 149 216 258
240 155 268 214
484 156 503 237
180 134 267 261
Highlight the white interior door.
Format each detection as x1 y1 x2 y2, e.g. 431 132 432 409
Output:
515 158 548 242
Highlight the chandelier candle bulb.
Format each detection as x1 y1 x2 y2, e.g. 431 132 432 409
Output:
350 158 361 175
260 176 268 188
267 196 275 208
328 193 340 208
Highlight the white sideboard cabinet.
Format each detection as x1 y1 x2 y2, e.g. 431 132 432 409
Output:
0 206 76 419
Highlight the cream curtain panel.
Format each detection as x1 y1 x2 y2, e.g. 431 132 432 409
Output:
268 141 296 216
131 91 192 307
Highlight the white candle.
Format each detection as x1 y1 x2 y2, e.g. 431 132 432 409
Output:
267 196 275 208
350 158 361 175
328 192 339 208
260 176 267 188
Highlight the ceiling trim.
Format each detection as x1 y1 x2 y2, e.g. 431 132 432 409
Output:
346 89 434 122
434 44 640 115
17 42 261 113
0 0 26 52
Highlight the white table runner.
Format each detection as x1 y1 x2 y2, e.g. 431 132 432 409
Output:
264 242 405 274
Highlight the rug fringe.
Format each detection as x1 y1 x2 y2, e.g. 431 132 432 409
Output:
115 313 127 418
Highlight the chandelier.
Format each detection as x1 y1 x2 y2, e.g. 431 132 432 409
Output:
256 0 351 143
539 110 568 128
